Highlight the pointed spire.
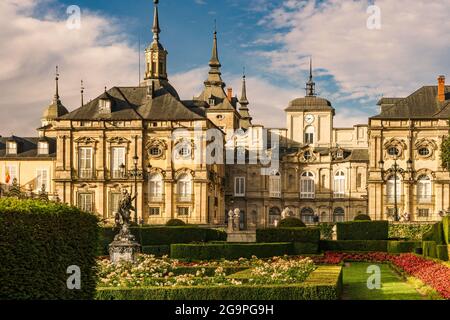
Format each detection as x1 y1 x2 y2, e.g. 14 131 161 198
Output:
152 0 161 43
81 80 85 106
54 66 60 102
306 56 316 97
209 20 221 69
239 68 249 106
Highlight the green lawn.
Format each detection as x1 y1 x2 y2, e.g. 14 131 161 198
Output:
342 262 425 300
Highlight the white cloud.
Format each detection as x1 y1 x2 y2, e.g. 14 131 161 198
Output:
194 0 207 5
257 0 450 101
0 0 139 136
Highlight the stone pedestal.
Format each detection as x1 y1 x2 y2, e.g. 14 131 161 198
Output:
109 226 141 264
227 231 257 243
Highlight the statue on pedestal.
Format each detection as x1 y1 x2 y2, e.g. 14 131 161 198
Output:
233 208 241 231
109 189 141 264
227 210 234 232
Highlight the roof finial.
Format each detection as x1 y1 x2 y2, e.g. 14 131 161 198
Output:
81 80 85 106
240 67 249 106
152 0 161 43
306 56 316 97
54 66 60 101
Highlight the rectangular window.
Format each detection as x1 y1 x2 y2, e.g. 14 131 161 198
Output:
5 165 18 185
177 207 189 216
36 168 49 192
234 177 245 197
79 147 93 179
300 179 315 199
418 209 429 217
38 142 49 155
7 142 17 155
111 147 126 178
109 192 121 218
269 176 281 198
149 207 161 216
356 173 362 189
78 193 94 213
321 175 326 189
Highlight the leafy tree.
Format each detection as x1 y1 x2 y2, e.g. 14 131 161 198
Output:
441 134 450 170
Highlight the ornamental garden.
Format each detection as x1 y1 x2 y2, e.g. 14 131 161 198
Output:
0 198 449 300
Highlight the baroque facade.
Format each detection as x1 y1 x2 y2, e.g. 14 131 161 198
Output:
0 2 448 227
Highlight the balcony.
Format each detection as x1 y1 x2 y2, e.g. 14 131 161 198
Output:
417 195 433 204
385 195 404 204
300 193 315 200
178 194 193 202
111 170 126 179
78 169 95 179
149 195 164 203
333 193 346 199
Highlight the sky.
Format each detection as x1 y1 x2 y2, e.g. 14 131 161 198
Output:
1 0 450 136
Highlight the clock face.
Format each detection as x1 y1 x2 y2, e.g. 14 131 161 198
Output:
305 114 315 124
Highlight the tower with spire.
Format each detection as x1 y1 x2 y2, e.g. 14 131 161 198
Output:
238 70 253 129
306 57 316 97
41 66 68 131
144 0 168 82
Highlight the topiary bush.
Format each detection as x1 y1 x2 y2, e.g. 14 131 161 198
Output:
353 214 371 221
443 216 450 245
278 217 306 228
337 221 388 240
422 222 444 244
0 198 99 300
166 219 186 226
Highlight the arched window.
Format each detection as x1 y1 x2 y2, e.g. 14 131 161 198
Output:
269 207 281 227
386 175 401 204
304 126 315 144
301 207 315 224
300 172 315 199
149 173 163 201
417 175 432 203
177 174 192 202
333 207 345 222
334 171 346 198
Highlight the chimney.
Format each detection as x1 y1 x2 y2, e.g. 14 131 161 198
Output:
227 88 233 102
438 75 446 102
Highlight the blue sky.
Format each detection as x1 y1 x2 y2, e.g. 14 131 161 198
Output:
2 0 450 135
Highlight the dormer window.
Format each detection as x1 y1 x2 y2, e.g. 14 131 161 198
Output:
336 150 344 159
7 141 17 155
208 97 215 106
38 141 49 155
99 99 111 114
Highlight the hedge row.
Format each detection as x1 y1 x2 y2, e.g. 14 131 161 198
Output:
256 227 320 243
422 241 437 258
170 243 293 261
319 240 388 252
423 223 444 244
387 241 422 253
436 245 449 261
0 198 99 300
388 223 433 240
337 221 388 240
293 242 319 254
99 227 227 255
96 265 343 300
142 245 170 256
443 217 450 245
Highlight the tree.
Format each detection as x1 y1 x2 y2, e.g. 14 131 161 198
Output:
441 135 450 170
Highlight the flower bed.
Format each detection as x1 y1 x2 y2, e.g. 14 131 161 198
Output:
308 252 450 299
97 255 315 288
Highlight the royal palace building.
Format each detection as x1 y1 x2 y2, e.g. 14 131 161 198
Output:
0 1 448 227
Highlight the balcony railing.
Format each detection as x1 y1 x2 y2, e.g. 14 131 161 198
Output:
149 195 164 203
417 195 433 204
270 192 281 198
300 193 315 199
78 169 95 179
178 194 193 202
111 170 126 179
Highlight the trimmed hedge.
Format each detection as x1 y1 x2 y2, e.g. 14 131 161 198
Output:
166 219 186 226
0 198 99 300
337 221 388 240
293 242 319 254
389 223 433 240
170 243 293 261
423 222 444 244
387 241 422 253
142 245 170 256
436 245 449 261
278 217 306 228
96 265 343 300
443 217 450 245
318 223 335 240
99 226 227 255
422 241 437 258
256 227 320 243
354 214 371 221
319 240 388 252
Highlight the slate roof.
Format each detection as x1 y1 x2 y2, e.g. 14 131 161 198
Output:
0 137 56 159
371 86 450 119
285 96 335 114
59 81 205 122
